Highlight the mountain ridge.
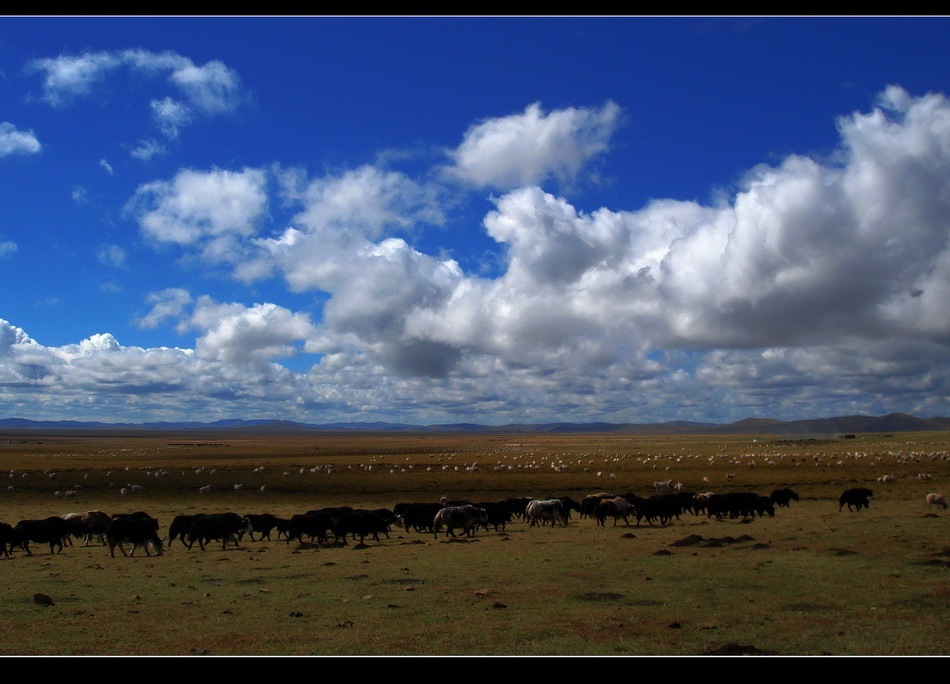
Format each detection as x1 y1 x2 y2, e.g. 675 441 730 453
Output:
0 412 946 435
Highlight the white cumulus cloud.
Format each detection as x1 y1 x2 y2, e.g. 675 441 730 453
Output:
0 122 41 156
445 101 621 190
129 167 268 261
187 297 318 367
251 88 950 383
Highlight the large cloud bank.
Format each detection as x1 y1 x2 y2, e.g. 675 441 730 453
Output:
3 89 949 423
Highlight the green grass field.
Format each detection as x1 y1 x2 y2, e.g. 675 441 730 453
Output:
0 429 947 655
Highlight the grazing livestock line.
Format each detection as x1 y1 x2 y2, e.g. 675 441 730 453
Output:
636 494 683 526
12 470 950 566
333 510 391 545
242 513 283 541
286 512 333 544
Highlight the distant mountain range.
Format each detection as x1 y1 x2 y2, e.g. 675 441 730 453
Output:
0 413 947 435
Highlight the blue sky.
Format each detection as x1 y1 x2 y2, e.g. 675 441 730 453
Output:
1 17 949 425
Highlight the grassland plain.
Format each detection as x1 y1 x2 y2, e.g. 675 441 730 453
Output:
0 428 947 655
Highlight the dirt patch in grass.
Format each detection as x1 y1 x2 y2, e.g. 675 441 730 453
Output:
706 536 735 547
783 603 836 612
703 642 781 655
670 534 705 547
670 535 757 548
576 592 624 602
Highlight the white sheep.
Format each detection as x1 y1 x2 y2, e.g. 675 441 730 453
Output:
926 493 947 510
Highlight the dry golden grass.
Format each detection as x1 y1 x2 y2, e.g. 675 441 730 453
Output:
0 428 947 655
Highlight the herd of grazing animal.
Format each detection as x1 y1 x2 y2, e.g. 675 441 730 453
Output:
0 481 944 557
0 511 163 558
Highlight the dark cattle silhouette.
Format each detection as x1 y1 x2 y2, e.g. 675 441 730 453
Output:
770 489 800 507
107 517 163 557
839 488 873 512
14 517 71 555
168 515 197 548
188 513 247 550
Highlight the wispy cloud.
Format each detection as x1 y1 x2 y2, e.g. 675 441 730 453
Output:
27 49 246 141
96 243 127 269
150 97 192 139
135 288 193 330
25 51 121 106
129 139 166 161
